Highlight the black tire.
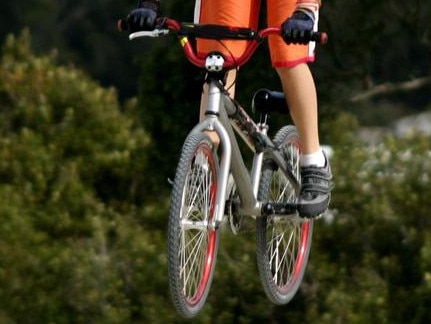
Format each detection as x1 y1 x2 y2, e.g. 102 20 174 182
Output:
256 125 314 305
168 131 220 318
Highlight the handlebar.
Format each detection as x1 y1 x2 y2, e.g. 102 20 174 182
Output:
122 17 328 70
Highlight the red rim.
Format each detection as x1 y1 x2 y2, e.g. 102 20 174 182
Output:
186 146 217 306
280 221 311 293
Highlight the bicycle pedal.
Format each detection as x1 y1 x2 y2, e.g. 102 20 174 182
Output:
261 202 297 216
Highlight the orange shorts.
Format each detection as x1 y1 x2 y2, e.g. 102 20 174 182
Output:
194 0 318 68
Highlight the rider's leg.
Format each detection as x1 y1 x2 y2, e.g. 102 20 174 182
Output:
276 64 332 218
276 64 324 164
267 0 331 218
267 0 325 164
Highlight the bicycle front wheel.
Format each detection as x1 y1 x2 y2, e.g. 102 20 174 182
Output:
168 131 220 318
256 125 313 305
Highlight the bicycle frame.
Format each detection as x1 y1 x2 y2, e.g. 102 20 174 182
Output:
191 77 301 229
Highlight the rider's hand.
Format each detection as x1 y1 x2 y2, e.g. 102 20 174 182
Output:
282 10 315 45
123 0 161 32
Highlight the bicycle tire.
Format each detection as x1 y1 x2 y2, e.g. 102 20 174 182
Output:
256 125 314 305
168 131 220 318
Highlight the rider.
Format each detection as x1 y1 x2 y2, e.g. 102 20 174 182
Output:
120 0 332 218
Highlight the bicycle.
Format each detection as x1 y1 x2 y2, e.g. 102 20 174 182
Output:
125 17 327 318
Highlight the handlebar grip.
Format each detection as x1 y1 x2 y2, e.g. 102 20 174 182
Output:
312 31 328 44
117 19 128 32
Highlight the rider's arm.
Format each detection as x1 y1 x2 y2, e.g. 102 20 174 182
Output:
295 0 321 15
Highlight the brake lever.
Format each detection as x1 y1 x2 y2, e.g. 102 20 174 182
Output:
129 29 170 40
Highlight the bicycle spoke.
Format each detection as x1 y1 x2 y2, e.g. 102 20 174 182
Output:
168 133 219 317
257 126 313 305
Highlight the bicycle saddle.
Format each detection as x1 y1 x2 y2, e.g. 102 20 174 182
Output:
252 89 289 115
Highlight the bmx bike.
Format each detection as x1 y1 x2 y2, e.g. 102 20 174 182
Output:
127 17 327 318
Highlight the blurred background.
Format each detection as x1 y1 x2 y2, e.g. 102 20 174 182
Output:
0 1 431 323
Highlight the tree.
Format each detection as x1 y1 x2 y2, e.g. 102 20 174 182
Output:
316 0 431 124
0 0 149 100
0 30 172 322
308 113 431 323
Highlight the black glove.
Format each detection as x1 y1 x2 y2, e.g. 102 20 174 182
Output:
125 0 161 32
282 10 315 45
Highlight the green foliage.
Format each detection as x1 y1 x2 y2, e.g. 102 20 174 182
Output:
136 37 204 196
317 0 431 122
0 0 150 100
0 30 173 322
309 121 431 323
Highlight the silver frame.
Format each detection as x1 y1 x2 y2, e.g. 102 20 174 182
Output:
191 80 300 228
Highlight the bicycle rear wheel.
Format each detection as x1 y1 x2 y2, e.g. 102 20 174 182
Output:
256 125 313 305
168 131 219 318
